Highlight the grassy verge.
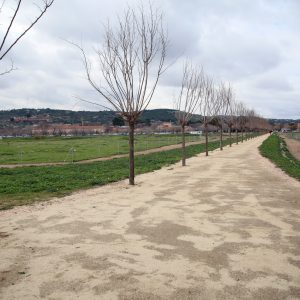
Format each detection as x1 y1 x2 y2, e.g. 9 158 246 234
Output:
259 134 300 181
0 133 259 210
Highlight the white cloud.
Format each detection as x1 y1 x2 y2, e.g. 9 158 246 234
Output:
0 0 299 119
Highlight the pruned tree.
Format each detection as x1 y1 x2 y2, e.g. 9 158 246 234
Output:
230 99 239 145
216 82 230 151
233 101 241 144
256 116 271 132
246 109 256 139
250 113 270 135
0 0 54 75
199 75 220 156
236 102 247 142
225 93 236 147
73 4 167 185
175 62 203 166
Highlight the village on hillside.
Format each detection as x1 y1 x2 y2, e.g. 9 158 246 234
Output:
1 109 297 137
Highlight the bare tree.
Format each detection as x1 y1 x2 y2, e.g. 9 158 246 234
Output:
256 116 271 132
74 4 167 185
237 102 247 143
249 112 270 136
199 75 220 156
233 101 241 145
216 82 230 151
235 102 243 143
175 62 202 166
246 109 256 140
0 0 54 74
225 91 236 147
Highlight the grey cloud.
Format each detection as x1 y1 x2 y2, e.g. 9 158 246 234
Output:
256 78 293 91
1 0 300 118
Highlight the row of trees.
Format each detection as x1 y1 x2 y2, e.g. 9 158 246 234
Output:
175 62 270 166
74 4 271 185
1 1 270 185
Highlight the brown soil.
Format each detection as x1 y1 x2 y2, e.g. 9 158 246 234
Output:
0 135 299 299
282 137 300 161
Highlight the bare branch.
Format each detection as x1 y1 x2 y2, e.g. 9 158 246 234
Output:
215 82 232 149
72 3 167 184
0 0 54 61
73 95 112 112
174 61 203 127
0 58 15 75
0 0 7 13
174 61 204 166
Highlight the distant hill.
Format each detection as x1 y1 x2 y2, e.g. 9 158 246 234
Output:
268 118 300 125
0 108 180 128
0 108 297 129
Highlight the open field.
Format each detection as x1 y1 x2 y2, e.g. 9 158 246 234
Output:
0 135 247 210
283 132 300 141
0 135 299 299
0 134 213 164
281 133 300 161
260 134 300 180
284 138 300 161
0 135 221 169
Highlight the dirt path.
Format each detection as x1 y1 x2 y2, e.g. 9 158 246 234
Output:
0 138 215 169
0 135 299 299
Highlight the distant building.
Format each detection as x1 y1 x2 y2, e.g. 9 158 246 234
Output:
13 116 50 123
31 124 107 136
190 131 202 135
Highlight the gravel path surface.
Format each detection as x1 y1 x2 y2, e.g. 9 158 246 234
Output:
0 135 299 299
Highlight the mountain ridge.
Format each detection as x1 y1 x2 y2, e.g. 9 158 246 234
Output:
0 108 298 129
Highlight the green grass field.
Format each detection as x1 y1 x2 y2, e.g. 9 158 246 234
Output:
259 134 300 181
0 134 212 164
0 133 254 210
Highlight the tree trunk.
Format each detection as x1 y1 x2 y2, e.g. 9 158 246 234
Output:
229 126 232 147
220 124 223 151
129 122 135 185
205 121 208 156
236 128 238 145
181 124 186 166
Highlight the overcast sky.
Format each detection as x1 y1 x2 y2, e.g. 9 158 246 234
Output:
1 0 300 119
